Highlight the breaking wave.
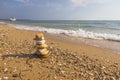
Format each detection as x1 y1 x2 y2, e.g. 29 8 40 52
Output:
8 24 120 42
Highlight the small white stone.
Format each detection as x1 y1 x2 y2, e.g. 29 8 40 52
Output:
58 63 62 66
4 68 8 72
9 52 12 54
13 67 17 72
101 66 106 69
61 70 65 74
36 40 45 44
54 76 57 79
3 77 8 80
110 77 116 80
4 63 6 65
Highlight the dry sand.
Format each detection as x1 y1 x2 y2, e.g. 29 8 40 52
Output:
0 24 120 80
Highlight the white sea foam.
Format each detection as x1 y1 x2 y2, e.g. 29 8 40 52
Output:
8 24 120 42
0 22 5 24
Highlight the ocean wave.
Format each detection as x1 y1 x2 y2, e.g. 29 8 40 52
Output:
8 24 120 42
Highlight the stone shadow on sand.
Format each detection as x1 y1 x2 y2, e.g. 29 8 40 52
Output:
2 53 41 59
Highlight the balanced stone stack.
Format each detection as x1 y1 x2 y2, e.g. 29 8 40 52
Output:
34 33 50 58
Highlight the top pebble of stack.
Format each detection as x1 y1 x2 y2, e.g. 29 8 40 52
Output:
34 33 44 40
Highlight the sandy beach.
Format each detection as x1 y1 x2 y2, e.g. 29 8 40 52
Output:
0 23 120 80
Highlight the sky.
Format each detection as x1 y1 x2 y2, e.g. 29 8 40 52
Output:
0 0 120 20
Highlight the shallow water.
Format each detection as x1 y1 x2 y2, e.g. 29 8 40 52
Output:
2 20 120 41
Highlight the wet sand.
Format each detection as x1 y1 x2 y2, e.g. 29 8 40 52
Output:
0 23 120 80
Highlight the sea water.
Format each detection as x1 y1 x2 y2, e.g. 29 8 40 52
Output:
1 20 120 41
0 20 120 53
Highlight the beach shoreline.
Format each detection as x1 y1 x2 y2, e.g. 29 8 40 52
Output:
0 23 120 80
1 23 120 65
4 21 120 54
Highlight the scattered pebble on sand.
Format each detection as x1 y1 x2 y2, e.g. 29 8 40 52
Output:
2 77 9 80
0 25 120 80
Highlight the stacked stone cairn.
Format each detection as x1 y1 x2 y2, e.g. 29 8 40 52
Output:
34 33 50 58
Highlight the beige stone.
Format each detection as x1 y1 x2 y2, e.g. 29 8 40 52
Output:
36 43 48 49
35 49 50 58
35 33 44 39
42 51 50 58
34 33 44 40
37 49 48 54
